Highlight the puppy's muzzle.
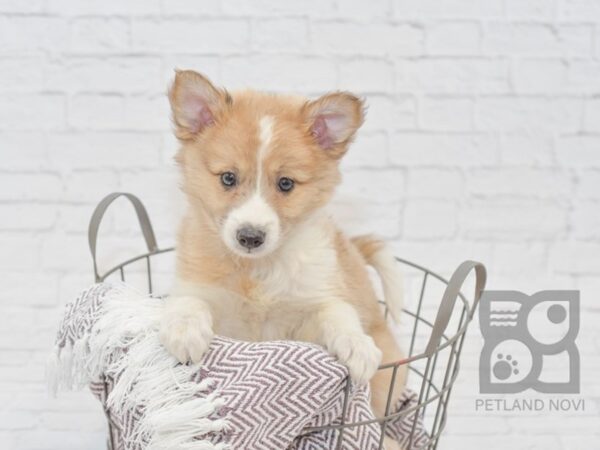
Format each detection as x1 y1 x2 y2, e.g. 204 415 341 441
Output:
236 226 266 250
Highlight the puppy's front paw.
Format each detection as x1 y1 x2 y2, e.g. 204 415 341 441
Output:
328 333 382 384
159 305 214 364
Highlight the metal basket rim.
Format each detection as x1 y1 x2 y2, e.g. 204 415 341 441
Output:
95 247 473 364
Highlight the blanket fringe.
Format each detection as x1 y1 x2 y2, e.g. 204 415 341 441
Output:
47 283 229 450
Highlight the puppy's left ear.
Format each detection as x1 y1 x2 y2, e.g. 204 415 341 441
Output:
304 92 365 158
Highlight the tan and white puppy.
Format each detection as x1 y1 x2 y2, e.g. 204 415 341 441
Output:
160 70 406 418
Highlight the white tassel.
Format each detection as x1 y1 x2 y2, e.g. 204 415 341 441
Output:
45 346 61 396
60 345 74 390
48 283 229 449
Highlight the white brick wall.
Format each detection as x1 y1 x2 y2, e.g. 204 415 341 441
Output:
1 1 599 449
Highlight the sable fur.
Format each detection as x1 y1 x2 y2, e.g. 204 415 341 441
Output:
160 70 406 424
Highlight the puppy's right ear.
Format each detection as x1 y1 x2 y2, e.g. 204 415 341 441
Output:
168 70 229 141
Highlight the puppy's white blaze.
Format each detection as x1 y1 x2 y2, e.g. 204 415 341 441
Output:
222 115 280 257
256 115 274 192
231 192 279 232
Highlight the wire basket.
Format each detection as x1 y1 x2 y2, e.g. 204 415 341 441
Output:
88 193 486 450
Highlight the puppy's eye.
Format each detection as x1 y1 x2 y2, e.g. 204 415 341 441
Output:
221 172 237 187
277 177 294 192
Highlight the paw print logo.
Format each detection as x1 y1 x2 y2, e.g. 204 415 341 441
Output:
493 354 518 380
479 291 579 394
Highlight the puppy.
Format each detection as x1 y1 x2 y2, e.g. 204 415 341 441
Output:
160 70 407 422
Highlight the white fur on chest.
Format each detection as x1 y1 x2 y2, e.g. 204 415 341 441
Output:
250 215 340 302
173 215 342 342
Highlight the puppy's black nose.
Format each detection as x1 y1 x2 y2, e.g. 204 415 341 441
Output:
236 226 266 250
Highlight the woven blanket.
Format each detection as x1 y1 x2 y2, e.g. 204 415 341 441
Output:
47 283 428 450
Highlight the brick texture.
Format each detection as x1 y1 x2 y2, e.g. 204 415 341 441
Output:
0 1 599 449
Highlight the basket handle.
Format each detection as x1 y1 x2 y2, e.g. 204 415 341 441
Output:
88 192 158 282
424 260 486 356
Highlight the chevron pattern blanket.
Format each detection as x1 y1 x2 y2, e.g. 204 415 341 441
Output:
47 283 428 450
